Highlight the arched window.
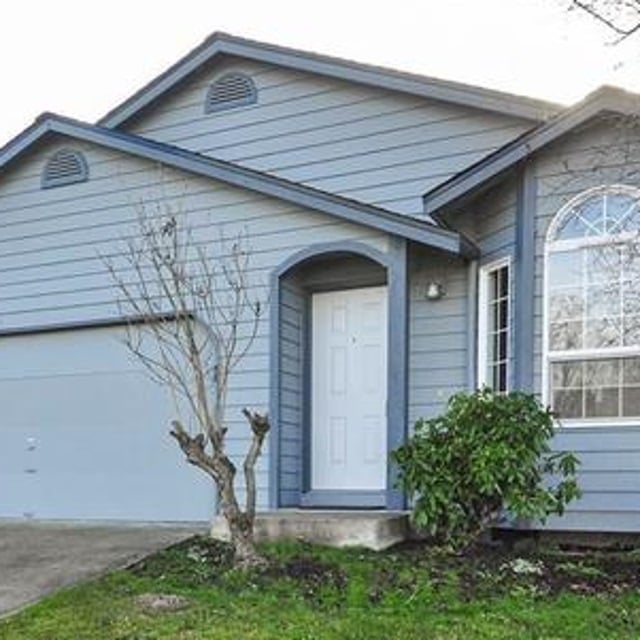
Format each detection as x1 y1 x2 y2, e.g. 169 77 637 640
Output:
204 73 257 114
41 148 89 189
545 185 640 422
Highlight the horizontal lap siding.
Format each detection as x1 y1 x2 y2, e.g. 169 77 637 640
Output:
278 280 304 506
0 137 390 510
127 58 530 217
408 247 468 424
445 181 518 388
532 120 640 531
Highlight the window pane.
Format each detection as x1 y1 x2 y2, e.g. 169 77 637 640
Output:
586 283 620 319
499 298 508 328
498 330 508 361
489 330 498 363
569 197 605 238
585 388 619 417
553 389 583 419
550 320 583 351
584 359 619 387
552 361 583 388
623 316 640 347
586 245 621 283
623 387 640 417
548 251 582 287
498 267 509 298
490 270 499 300
497 362 507 392
623 288 640 316
584 317 621 349
622 244 640 283
607 194 639 233
549 288 583 322
623 358 640 384
556 197 603 240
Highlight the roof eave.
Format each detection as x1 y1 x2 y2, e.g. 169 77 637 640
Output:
423 87 640 219
0 115 469 257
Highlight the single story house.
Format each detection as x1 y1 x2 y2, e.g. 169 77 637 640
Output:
1 32 639 532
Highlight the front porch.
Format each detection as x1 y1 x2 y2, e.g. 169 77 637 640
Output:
211 510 410 551
270 239 409 512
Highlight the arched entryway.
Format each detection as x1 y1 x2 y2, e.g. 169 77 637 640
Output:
269 239 408 510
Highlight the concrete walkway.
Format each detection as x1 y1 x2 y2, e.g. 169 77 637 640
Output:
0 522 203 617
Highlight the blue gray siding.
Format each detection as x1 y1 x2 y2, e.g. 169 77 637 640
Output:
277 278 305 507
0 135 390 516
442 181 518 389
126 58 531 217
446 118 640 532
408 246 469 424
531 119 640 531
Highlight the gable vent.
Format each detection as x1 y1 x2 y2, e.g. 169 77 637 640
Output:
205 73 257 113
42 149 89 189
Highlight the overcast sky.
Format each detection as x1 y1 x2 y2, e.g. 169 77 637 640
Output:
2 0 640 147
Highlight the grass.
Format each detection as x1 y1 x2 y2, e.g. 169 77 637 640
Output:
1 537 640 639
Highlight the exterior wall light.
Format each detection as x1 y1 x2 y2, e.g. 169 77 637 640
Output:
425 281 445 300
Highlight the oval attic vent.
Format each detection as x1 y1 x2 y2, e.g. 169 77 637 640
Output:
42 149 89 189
205 73 257 113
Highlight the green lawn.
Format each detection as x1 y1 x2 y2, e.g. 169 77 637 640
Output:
1 537 640 639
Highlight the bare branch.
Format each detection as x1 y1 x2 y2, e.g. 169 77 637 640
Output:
569 0 640 43
106 203 269 565
242 408 270 521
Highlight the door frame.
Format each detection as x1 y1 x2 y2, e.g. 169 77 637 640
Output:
304 285 389 507
269 238 409 511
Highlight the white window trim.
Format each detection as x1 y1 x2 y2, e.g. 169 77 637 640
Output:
477 256 511 391
542 184 640 428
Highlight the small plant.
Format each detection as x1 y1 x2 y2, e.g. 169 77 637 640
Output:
392 388 581 546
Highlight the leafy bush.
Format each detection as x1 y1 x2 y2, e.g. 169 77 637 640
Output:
392 388 581 545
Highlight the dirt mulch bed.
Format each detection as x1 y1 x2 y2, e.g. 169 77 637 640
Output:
129 535 640 601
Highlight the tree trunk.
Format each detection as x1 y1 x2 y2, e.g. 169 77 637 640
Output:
228 513 264 568
170 421 266 568
217 477 266 568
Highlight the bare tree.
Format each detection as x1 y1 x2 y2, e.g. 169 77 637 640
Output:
107 207 269 567
568 0 640 42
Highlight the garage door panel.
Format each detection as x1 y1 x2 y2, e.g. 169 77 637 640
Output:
0 373 172 430
35 469 213 521
0 328 214 522
0 328 138 377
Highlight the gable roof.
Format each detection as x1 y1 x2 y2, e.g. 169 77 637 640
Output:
99 32 559 129
0 113 475 257
423 86 640 217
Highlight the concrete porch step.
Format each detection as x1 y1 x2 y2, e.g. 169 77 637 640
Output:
211 510 410 551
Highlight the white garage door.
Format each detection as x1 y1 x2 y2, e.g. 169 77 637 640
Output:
0 327 213 522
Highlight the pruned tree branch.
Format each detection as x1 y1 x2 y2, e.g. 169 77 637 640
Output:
242 408 270 522
106 206 270 566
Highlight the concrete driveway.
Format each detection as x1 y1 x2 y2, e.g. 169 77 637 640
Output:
0 522 203 616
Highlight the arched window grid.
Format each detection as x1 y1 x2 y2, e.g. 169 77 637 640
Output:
543 184 640 425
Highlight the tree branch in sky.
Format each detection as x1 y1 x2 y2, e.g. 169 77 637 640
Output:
570 0 640 43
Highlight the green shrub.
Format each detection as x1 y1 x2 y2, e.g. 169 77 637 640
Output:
392 388 581 546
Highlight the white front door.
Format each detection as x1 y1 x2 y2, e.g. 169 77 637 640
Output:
311 286 388 492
